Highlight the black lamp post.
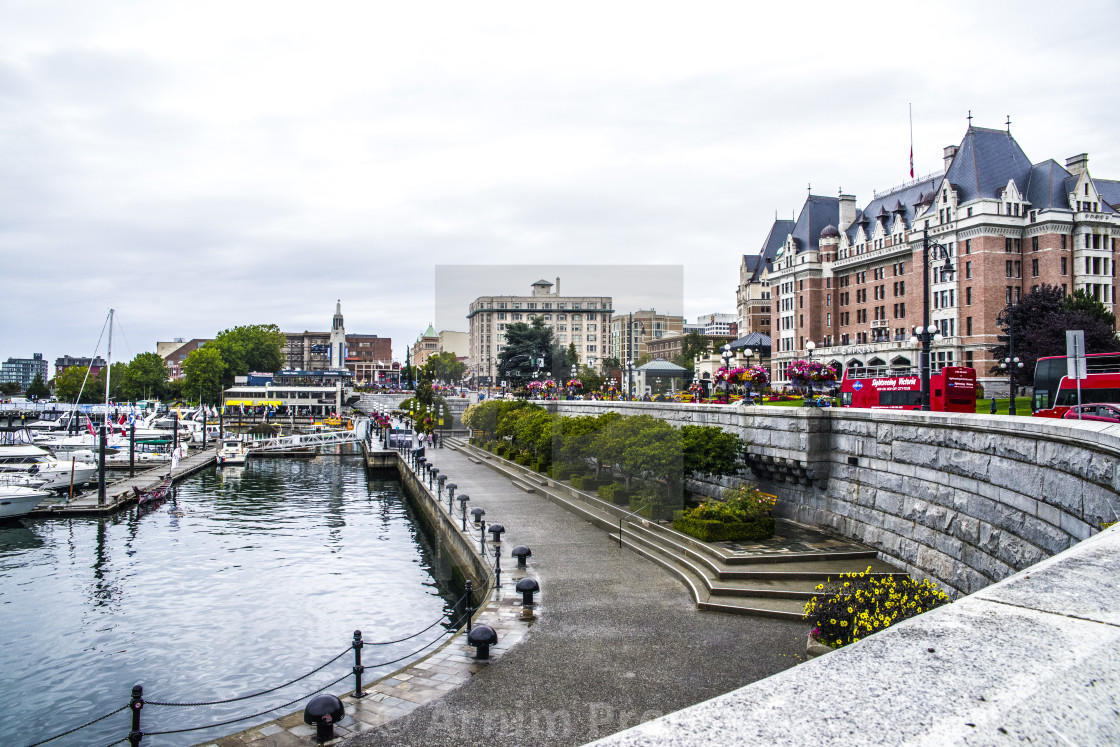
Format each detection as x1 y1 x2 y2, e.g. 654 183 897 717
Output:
625 359 634 400
1000 311 1023 416
805 340 816 400
720 344 733 402
916 236 956 411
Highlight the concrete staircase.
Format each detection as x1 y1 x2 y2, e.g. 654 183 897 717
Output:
446 437 907 620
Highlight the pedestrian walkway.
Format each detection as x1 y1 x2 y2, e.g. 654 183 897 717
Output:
344 442 809 747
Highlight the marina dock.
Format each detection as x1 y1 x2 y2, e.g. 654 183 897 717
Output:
28 448 216 517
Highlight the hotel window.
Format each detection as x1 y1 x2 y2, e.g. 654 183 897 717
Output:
1061 257 1068 275
1032 236 1039 252
1006 260 1013 277
1061 235 1067 250
1006 238 1012 253
966 317 973 336
1032 259 1039 277
967 207 973 217
966 287 972 305
1006 287 1013 304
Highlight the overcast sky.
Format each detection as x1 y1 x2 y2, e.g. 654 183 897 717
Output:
2 0 1119 369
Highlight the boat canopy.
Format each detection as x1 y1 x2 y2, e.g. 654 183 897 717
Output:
224 400 284 407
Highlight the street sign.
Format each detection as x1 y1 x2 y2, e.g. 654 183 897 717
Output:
1066 330 1087 380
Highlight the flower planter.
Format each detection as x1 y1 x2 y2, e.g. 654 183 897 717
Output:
806 635 837 659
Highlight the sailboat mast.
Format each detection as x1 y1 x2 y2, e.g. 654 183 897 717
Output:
105 308 114 418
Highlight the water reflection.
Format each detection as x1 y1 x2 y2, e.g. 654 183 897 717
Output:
0 456 458 746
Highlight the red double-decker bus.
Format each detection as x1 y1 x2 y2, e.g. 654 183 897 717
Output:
1032 351 1120 417
838 366 977 412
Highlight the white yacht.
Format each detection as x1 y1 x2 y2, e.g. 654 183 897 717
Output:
216 438 249 466
0 427 99 490
0 485 50 519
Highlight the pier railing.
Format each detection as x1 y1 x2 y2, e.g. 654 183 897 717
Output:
26 591 476 747
28 419 531 747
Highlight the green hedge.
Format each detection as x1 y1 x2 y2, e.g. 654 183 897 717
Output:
514 454 531 466
549 463 572 480
672 515 775 542
598 483 631 505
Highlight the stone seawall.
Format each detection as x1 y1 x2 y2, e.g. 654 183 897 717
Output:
544 401 1120 596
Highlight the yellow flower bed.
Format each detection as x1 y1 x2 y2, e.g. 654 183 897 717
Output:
804 567 949 648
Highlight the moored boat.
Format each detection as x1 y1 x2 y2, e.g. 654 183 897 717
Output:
0 485 50 519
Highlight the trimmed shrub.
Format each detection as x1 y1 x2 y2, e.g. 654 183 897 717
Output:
597 483 630 505
672 515 775 542
550 463 573 480
514 454 531 466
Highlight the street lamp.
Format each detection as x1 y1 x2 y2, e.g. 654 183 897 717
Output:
742 348 755 403
1001 356 1023 416
916 236 956 411
625 359 634 399
805 340 816 401
720 344 733 402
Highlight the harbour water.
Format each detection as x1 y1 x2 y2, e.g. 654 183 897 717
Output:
0 455 460 746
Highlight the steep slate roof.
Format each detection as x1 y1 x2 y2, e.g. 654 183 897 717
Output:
844 175 940 243
790 196 839 253
1025 159 1072 210
938 126 1033 203
729 331 772 352
1094 179 1120 212
746 218 795 281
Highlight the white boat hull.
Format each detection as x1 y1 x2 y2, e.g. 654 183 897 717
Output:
0 486 50 518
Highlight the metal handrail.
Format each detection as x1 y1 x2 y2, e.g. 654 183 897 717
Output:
618 496 655 549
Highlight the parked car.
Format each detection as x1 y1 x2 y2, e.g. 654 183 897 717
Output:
1061 404 1120 423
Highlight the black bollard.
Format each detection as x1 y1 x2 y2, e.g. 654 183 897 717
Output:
128 684 144 747
352 630 365 698
516 577 540 606
459 494 470 531
465 579 474 632
494 544 501 588
97 425 107 506
512 545 532 568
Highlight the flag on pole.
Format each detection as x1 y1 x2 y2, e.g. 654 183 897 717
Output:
85 416 95 436
909 102 915 178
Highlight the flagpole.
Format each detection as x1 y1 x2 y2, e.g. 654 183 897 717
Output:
909 103 914 178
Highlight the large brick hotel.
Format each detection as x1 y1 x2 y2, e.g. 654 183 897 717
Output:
736 123 1120 394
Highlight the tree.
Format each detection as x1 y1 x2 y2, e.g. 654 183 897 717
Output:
26 374 49 400
0 381 21 395
102 362 130 402
423 351 467 384
673 332 716 371
989 284 1120 390
54 366 101 403
1062 288 1117 328
208 324 286 386
182 347 227 405
123 352 169 401
497 318 555 384
682 425 743 478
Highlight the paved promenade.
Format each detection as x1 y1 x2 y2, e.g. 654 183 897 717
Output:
346 444 808 747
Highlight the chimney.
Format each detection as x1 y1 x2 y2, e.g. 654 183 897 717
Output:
1066 153 1089 177
555 276 560 296
943 145 959 172
838 194 857 233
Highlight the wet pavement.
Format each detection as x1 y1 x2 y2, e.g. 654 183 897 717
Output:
345 444 809 747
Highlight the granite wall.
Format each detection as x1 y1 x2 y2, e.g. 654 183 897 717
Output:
544 401 1120 596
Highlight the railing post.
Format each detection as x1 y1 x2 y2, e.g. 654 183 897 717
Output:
128 684 144 747
464 580 473 633
494 545 501 589
352 630 365 698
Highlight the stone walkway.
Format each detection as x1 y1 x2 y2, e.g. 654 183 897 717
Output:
344 444 809 747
